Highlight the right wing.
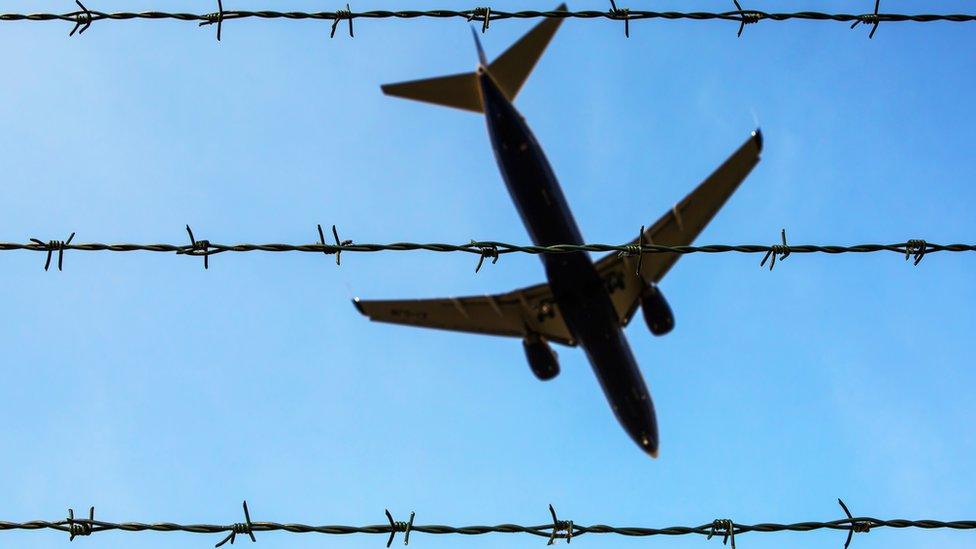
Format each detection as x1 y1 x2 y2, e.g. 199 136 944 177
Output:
595 130 764 325
353 281 576 346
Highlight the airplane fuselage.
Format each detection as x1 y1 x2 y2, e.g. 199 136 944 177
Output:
477 68 660 456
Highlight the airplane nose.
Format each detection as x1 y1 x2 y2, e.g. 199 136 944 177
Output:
620 397 659 458
637 431 659 459
616 395 659 458
621 413 658 458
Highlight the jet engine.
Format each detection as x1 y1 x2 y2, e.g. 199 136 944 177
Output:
522 333 559 380
641 284 675 336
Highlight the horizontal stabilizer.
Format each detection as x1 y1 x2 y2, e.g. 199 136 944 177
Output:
380 71 482 113
488 4 565 101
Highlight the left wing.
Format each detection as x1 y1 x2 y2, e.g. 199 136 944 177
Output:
353 281 576 346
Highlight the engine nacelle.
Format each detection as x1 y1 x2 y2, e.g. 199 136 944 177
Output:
641 283 675 336
522 333 560 381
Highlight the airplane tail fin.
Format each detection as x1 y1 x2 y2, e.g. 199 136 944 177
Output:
380 3 567 113
471 26 488 67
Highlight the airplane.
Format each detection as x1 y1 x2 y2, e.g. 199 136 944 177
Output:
352 5 762 457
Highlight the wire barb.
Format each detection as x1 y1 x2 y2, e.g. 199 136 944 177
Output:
331 3 354 38
635 225 646 277
838 499 870 549
384 510 414 547
178 225 212 269
732 0 761 37
29 232 75 271
66 507 94 541
68 0 93 36
615 225 647 278
469 6 492 33
759 228 791 270
905 239 926 266
471 240 499 273
547 504 573 545
707 519 736 549
851 0 881 38
608 0 630 37
318 224 352 265
198 0 224 41
215 501 256 547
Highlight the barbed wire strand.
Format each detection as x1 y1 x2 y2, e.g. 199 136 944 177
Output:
1 500 974 546
1 227 973 271
2 4 976 40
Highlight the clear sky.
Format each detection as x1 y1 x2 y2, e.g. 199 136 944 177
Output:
1 1 974 548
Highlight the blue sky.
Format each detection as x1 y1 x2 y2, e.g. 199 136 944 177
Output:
1 1 974 548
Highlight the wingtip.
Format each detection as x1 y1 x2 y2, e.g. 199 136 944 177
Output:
752 127 763 152
351 297 366 316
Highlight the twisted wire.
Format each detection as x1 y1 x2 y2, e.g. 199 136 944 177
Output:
1 239 974 259
1 8 974 32
1 514 974 542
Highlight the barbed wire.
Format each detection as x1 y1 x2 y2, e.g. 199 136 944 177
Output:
1 500 974 547
2 1 975 40
1 227 972 271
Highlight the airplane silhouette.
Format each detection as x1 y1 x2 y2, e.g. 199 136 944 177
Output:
353 5 762 456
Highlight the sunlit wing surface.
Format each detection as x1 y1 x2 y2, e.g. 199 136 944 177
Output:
353 281 576 346
595 130 763 325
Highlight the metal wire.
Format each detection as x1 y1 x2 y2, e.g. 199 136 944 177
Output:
1 500 974 546
1 228 973 271
2 4 975 39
